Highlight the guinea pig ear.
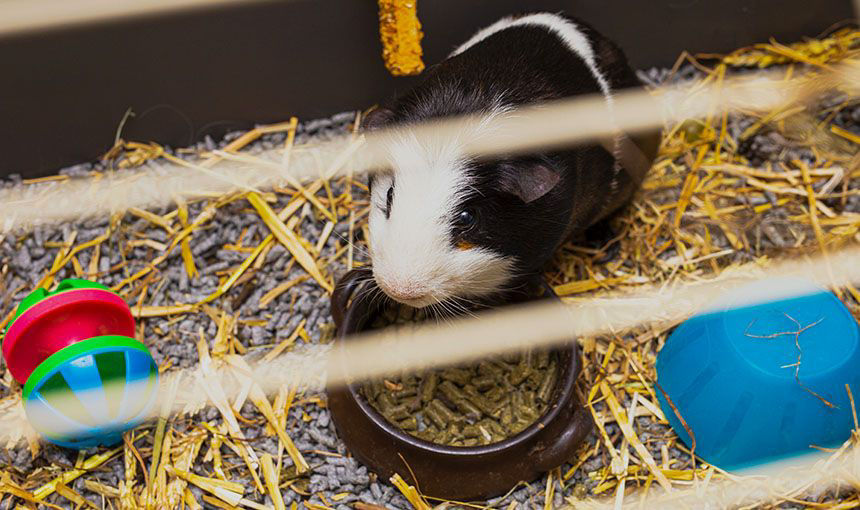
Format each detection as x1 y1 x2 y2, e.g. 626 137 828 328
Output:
499 162 561 203
362 106 394 131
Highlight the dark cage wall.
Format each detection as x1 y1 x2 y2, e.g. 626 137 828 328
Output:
0 0 853 177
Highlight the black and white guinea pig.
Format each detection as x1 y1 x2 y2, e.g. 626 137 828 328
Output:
363 12 659 309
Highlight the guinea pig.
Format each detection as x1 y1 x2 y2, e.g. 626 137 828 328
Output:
363 12 659 309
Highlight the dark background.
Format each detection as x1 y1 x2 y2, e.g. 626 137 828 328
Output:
0 0 855 177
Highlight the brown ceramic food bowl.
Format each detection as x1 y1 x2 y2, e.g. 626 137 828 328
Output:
326 268 592 501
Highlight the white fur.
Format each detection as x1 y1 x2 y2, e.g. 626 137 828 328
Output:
452 13 623 186
368 117 514 308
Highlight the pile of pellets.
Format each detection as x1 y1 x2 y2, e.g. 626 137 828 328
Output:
361 302 559 447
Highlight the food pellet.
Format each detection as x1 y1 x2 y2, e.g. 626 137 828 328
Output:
359 303 559 446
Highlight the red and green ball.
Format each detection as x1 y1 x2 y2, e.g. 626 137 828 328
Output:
2 279 158 448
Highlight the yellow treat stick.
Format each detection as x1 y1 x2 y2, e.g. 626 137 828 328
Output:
377 0 424 76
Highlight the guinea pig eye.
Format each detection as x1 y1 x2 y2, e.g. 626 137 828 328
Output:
454 208 476 230
384 185 394 219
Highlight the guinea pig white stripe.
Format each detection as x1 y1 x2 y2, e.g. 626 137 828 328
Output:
451 13 624 187
368 108 515 308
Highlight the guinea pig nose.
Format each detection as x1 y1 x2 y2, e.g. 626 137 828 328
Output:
377 279 429 302
392 288 427 300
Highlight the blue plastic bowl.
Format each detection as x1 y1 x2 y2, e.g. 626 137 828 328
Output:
656 279 860 470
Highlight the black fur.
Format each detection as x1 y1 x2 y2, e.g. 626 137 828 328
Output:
367 13 659 287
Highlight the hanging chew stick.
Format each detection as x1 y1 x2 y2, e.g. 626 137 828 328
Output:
377 0 425 76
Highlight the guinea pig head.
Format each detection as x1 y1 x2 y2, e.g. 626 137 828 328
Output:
366 109 569 308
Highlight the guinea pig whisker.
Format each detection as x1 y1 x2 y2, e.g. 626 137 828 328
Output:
438 295 476 318
329 230 372 260
351 276 389 312
440 300 461 320
428 299 456 326
347 274 374 296
434 295 478 322
493 276 533 295
366 284 390 312
422 301 439 322
448 296 481 317
351 281 378 305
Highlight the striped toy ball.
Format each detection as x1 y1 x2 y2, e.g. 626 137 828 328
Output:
23 336 158 449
